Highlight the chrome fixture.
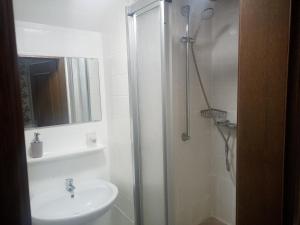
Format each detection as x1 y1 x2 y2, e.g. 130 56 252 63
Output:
180 5 215 142
201 8 214 20
181 5 192 142
65 178 76 198
216 120 237 130
180 3 235 172
200 108 227 121
201 109 237 129
180 4 190 18
191 44 234 172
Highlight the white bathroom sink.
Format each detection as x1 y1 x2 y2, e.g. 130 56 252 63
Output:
31 179 118 225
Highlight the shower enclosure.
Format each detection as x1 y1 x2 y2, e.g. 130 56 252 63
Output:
127 0 239 224
127 1 171 225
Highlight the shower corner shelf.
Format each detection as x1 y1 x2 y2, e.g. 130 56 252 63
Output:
200 108 227 120
200 108 237 130
216 120 237 130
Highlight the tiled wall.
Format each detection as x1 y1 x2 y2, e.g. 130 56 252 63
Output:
103 34 135 225
102 1 136 224
210 0 239 224
15 21 112 225
16 1 137 224
171 1 214 224
171 0 239 224
16 21 108 156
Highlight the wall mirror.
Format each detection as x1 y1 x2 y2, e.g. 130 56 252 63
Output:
18 56 102 128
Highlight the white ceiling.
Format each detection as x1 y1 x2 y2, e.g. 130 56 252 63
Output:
13 0 132 33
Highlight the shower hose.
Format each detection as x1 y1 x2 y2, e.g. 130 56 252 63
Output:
190 42 233 175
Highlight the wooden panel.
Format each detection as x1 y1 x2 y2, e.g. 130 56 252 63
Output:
0 0 32 224
237 0 291 224
49 59 69 124
30 58 68 126
284 0 300 224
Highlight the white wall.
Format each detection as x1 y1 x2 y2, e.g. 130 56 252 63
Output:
171 0 238 224
16 21 108 155
13 0 129 34
15 0 137 222
102 0 136 224
210 0 239 224
171 1 214 224
15 21 111 225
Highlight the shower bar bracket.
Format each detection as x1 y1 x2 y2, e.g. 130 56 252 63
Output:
180 36 194 44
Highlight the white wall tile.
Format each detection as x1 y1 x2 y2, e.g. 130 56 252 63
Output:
111 75 129 96
16 1 136 225
210 0 239 223
172 0 238 224
171 1 214 224
16 22 110 199
110 96 130 118
102 1 136 225
16 21 108 155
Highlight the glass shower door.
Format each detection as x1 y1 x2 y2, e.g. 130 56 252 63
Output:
127 1 170 225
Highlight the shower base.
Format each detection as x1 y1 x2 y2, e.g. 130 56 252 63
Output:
199 217 227 225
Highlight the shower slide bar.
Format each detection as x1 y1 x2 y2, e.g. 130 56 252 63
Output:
181 5 193 142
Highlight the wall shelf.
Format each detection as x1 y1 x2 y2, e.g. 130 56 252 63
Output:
27 145 105 165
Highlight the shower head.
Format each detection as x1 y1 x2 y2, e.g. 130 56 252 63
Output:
181 5 191 18
201 8 214 20
191 7 215 40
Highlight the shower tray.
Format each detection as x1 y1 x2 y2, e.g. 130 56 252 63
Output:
199 217 227 225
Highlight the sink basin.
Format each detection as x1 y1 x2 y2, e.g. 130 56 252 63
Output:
31 179 118 225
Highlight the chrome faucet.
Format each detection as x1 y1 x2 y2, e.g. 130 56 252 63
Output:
65 178 76 198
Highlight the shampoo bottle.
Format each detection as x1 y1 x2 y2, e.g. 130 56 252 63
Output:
30 132 43 158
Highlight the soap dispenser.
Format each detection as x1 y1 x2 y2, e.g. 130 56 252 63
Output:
30 132 43 158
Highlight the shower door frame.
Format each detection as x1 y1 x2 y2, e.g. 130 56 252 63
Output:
126 1 172 225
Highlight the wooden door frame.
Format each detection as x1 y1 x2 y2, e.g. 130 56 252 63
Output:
283 0 300 224
0 0 293 224
0 0 32 224
237 0 291 224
